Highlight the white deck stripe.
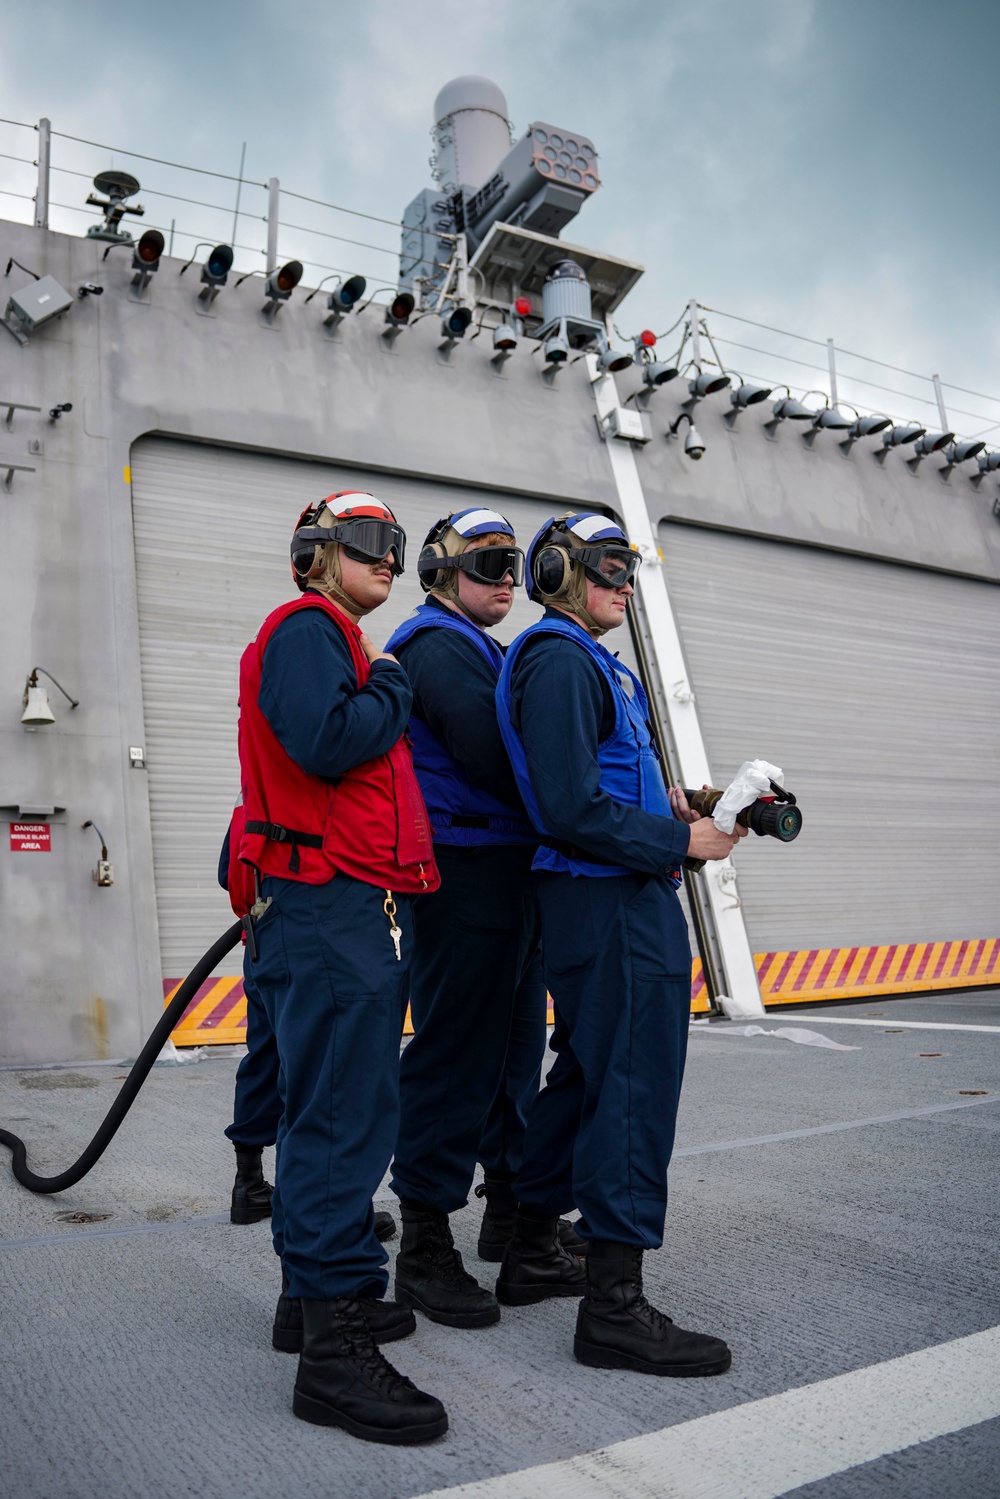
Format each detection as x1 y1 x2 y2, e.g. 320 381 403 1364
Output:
411 1325 1000 1499
671 1094 996 1158
751 1015 1000 1034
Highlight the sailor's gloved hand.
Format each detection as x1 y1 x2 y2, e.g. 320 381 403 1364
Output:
670 785 746 862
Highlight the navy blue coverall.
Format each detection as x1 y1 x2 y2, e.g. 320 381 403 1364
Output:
246 608 415 1301
219 836 282 1154
389 599 546 1213
506 610 693 1247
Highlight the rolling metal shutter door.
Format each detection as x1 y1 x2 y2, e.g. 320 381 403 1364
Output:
660 522 1000 954
131 435 642 980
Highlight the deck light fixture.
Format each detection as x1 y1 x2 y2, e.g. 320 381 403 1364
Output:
642 361 680 389
130 229 165 292
770 396 816 422
837 412 892 452
731 382 773 409
688 370 731 399
596 341 633 375
847 414 892 439
21 667 78 730
912 430 954 456
262 260 303 320
977 450 1000 474
493 322 519 353
811 406 854 431
882 423 926 448
377 289 415 342
723 379 773 427
200 244 234 302
304 273 368 328
543 328 570 364
627 332 679 390
440 305 473 343
944 439 986 467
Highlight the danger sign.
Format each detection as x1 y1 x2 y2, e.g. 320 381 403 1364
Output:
10 823 51 852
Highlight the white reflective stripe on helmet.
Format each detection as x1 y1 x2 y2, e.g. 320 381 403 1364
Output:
567 512 627 544
451 507 513 536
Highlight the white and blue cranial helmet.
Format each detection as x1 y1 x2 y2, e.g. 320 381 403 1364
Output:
417 507 524 594
525 511 638 603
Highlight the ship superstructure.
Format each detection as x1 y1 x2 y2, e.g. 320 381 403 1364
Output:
0 78 997 1064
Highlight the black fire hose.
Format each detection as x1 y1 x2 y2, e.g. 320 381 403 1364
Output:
0 919 243 1194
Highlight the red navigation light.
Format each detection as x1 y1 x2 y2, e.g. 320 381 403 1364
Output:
275 260 303 293
514 296 532 317
389 291 415 323
135 229 164 266
640 329 656 347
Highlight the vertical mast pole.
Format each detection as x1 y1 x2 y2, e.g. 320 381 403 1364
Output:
34 118 51 230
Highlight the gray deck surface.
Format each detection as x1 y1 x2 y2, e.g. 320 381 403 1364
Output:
2 987 997 1499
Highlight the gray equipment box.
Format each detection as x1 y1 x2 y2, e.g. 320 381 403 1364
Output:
4 275 74 343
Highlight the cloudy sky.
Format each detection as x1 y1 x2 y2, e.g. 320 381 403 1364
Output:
3 0 997 439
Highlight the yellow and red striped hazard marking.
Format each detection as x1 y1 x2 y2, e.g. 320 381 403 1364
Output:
165 936 1000 1044
690 936 1000 1014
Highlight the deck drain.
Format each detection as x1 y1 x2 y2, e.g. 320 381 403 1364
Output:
54 1211 112 1224
959 1090 989 1096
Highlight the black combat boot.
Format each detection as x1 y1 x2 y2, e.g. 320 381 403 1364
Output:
394 1201 500 1328
574 1241 732 1376
293 1297 448 1444
230 1144 273 1225
474 1173 517 1262
273 1273 416 1353
476 1174 588 1261
495 1205 587 1306
374 1209 397 1243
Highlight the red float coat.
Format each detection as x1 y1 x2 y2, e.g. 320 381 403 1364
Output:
236 591 439 897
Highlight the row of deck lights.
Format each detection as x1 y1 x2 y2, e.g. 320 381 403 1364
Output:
5 169 996 481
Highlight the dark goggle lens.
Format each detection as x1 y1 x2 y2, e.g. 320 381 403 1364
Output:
335 519 406 574
574 545 640 588
459 546 524 586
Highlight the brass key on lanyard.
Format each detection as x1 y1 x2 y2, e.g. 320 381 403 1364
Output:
383 890 402 962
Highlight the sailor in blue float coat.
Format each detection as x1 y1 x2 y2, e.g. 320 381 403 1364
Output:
493 512 745 1378
385 507 584 1329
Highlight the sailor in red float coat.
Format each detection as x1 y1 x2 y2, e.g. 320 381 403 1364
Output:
236 493 447 1446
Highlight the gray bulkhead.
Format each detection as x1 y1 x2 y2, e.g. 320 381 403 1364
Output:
0 216 997 1064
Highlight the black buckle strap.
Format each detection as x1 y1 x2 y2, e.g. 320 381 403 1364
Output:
245 819 323 875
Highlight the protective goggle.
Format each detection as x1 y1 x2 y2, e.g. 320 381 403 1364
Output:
429 545 524 587
294 517 406 576
568 544 641 589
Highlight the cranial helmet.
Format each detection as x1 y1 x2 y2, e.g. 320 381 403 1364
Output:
290 492 405 594
417 506 524 601
526 511 640 606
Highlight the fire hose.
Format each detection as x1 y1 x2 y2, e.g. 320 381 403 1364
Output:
0 920 242 1193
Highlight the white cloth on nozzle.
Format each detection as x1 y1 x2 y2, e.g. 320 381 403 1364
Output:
712 759 784 834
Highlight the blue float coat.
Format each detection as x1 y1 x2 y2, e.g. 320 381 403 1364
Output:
388 598 545 1210
498 607 694 1246
389 597 525 813
505 608 690 875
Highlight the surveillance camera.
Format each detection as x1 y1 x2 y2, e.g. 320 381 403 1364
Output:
78 283 104 298
684 424 706 460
